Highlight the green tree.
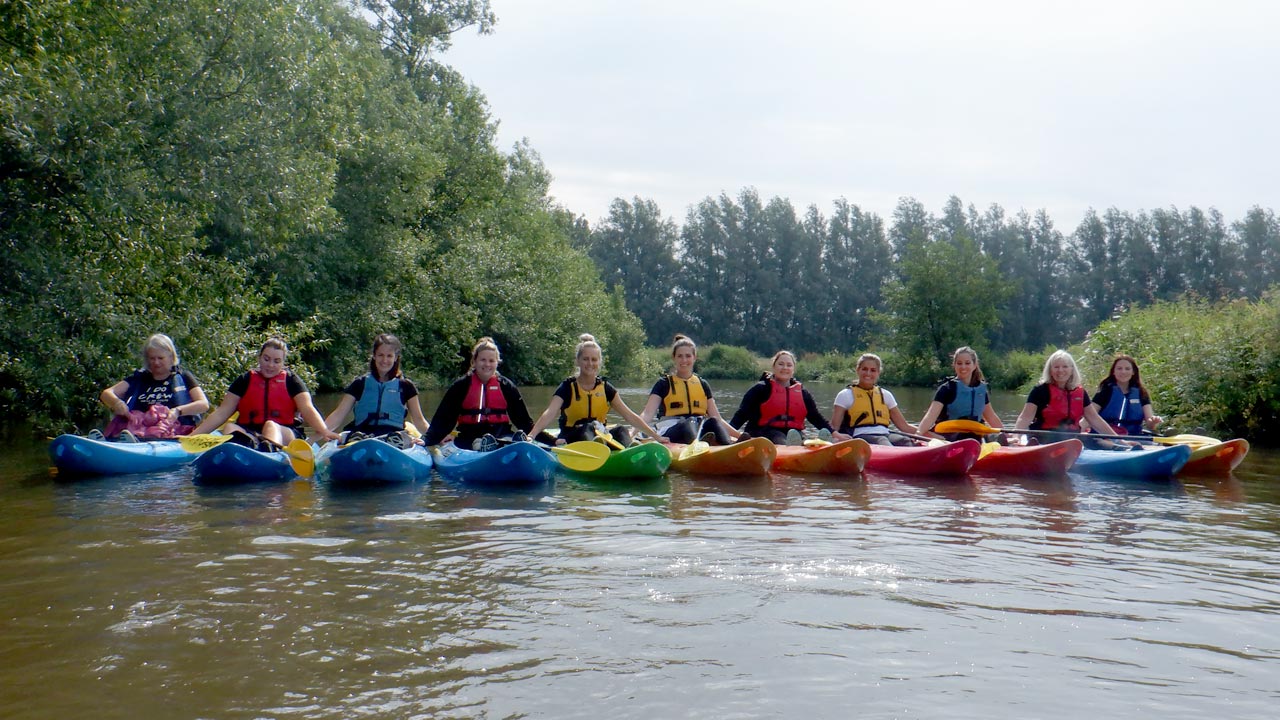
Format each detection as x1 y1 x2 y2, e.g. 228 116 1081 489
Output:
585 197 682 345
1234 206 1280 299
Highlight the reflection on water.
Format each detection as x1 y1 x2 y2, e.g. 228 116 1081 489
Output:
2 388 1279 719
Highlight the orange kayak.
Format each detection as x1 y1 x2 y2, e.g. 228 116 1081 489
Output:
863 438 981 477
772 439 871 476
971 439 1082 477
1179 438 1250 474
668 437 776 476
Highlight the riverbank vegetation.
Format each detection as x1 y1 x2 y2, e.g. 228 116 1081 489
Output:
4 1 1279 441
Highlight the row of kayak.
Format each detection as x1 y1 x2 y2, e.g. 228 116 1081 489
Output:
49 431 1250 486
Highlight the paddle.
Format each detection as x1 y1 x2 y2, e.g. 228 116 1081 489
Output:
1151 433 1223 449
592 422 626 451
544 440 611 472
176 433 235 452
935 420 1148 446
678 417 710 462
250 435 317 477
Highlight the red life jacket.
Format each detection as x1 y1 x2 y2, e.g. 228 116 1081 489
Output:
457 373 510 425
1039 385 1084 431
238 370 296 428
759 379 806 430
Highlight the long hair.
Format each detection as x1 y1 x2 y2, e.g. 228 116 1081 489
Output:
1038 349 1082 390
368 333 403 380
952 346 984 387
1100 354 1146 394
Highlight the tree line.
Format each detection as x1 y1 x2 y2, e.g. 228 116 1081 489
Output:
583 192 1280 376
2 0 647 433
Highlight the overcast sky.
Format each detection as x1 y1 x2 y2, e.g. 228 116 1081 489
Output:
441 0 1278 231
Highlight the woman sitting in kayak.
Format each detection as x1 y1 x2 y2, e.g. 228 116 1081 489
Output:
1012 350 1127 446
831 353 919 446
528 334 664 446
94 333 210 441
323 334 431 447
422 336 536 451
192 338 339 449
729 350 849 445
639 334 740 445
916 346 1003 441
1085 354 1163 436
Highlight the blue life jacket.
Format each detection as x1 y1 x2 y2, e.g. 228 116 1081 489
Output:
943 379 988 422
125 367 199 425
352 375 406 431
1097 382 1144 435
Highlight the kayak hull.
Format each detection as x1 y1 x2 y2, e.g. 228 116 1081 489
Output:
669 437 776 476
433 441 558 487
572 442 671 479
972 439 1083 477
772 439 871 476
48 434 197 476
193 442 298 485
319 439 433 485
1179 438 1249 475
863 439 981 477
1072 444 1191 479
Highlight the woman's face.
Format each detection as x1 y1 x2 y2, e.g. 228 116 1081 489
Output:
373 344 398 378
772 354 795 382
577 347 601 377
1049 359 1073 387
672 346 696 376
258 348 286 379
857 361 880 388
1111 360 1135 385
473 349 499 379
953 353 976 381
145 349 174 379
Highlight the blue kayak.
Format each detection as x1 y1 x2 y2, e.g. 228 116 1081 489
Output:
1072 443 1192 479
432 441 558 487
318 438 433 485
192 441 298 485
48 434 198 476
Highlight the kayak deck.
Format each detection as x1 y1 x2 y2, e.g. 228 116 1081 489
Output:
772 439 871 476
1072 443 1192 479
49 434 197 476
971 439 1083 477
193 441 298 485
318 438 433 485
863 439 981 477
1178 438 1249 475
668 437 776 476
571 442 672 479
433 441 558 486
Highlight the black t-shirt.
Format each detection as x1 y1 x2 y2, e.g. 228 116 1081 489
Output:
125 368 202 412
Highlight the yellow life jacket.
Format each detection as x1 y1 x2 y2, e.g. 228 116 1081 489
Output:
842 384 889 431
663 373 708 417
562 377 609 428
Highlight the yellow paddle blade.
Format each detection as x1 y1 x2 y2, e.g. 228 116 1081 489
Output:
1152 434 1220 449
177 433 234 452
286 438 315 477
594 425 626 451
678 439 709 462
551 440 611 472
979 442 1000 459
934 419 998 435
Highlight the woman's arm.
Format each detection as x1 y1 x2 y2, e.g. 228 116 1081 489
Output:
295 392 340 441
916 401 944 437
611 395 664 441
706 398 742 440
888 407 918 435
324 394 356 432
528 396 565 442
192 393 241 435
100 380 132 417
405 396 431 437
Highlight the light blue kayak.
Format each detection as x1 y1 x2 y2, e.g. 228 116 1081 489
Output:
432 441 558 487
318 438 433 485
1072 443 1192 479
192 441 298 485
48 434 197 476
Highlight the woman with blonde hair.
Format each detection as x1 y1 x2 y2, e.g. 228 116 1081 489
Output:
528 334 663 446
94 333 210 441
422 336 536 451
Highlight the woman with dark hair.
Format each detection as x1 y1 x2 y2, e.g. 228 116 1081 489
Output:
916 346 1003 441
192 338 340 448
639 334 740 445
729 350 847 445
324 334 431 446
1088 354 1163 435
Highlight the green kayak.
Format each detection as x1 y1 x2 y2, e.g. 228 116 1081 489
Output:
570 442 671 479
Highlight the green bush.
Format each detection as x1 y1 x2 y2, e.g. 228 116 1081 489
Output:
697 344 761 380
1080 294 1280 440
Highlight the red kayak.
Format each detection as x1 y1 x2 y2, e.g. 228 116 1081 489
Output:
1179 438 1249 475
772 439 871 476
668 437 776 476
971 439 1083 477
863 438 981 477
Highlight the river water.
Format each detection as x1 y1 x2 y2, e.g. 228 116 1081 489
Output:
1 382 1278 719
